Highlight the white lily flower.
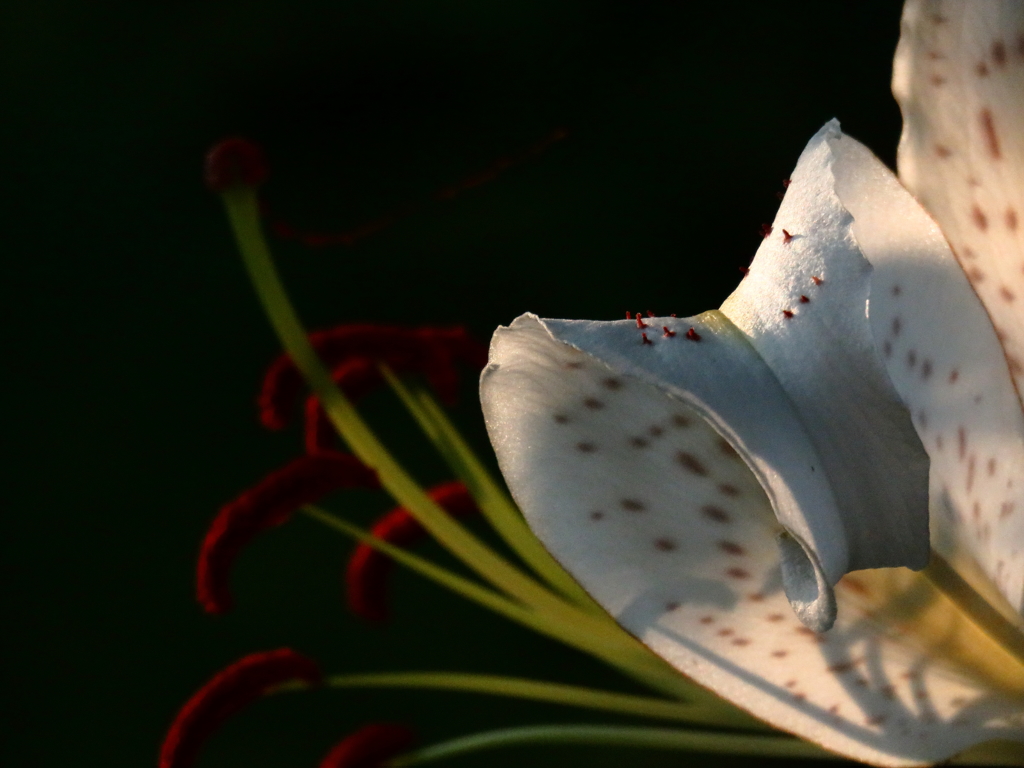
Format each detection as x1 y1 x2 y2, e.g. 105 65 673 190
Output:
480 1 1024 764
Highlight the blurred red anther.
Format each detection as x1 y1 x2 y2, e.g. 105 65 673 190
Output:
303 358 391 454
259 325 487 432
319 723 416 768
197 452 380 614
625 311 632 320
670 313 677 318
662 327 676 338
635 315 648 329
760 224 773 239
160 649 320 768
685 328 701 342
799 295 810 303
782 178 792 188
739 266 750 276
347 481 478 623
782 229 793 244
641 333 652 345
646 310 655 318
204 137 268 192
811 275 823 285
783 309 795 319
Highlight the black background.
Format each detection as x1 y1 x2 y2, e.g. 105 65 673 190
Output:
2 2 905 766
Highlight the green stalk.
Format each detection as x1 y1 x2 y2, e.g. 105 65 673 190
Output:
302 505 733 710
388 725 837 765
923 551 1024 667
380 366 604 615
322 671 764 729
220 187 618 632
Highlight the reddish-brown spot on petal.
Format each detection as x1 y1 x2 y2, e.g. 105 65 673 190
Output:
1000 285 1016 302
685 327 701 342
993 39 1008 66
1001 502 1016 519
935 144 953 157
907 349 917 368
958 426 968 461
589 511 605 521
772 650 789 658
782 229 794 243
701 505 731 523
717 628 734 637
718 437 741 460
602 377 623 390
718 540 745 556
664 601 680 611
828 661 856 673
949 368 960 384
929 74 946 86
676 451 708 476
159 649 321 768
553 414 569 424
726 567 750 580
766 614 785 623
583 397 604 410
782 309 794 319
811 275 823 285
972 205 989 230
654 537 678 552
699 615 715 624
620 498 647 513
840 577 870 596
1006 208 1019 231
988 457 998 476
662 327 677 338
672 414 691 428
636 315 649 329
732 638 751 647
892 316 902 336
980 109 1002 159
747 593 765 602
922 359 933 379
717 483 740 497
976 61 990 77
883 340 893 358
576 442 597 453
967 266 986 283
648 425 664 437
629 436 649 448
867 715 888 726
641 332 652 345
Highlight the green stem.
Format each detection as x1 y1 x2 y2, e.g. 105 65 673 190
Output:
923 550 1024 667
388 725 836 766
321 671 764 730
380 366 604 615
220 187 613 630
301 505 734 710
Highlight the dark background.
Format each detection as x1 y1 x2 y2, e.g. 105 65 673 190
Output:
2 2 905 766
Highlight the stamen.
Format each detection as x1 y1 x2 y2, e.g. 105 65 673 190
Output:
197 452 379 614
319 723 416 768
203 137 268 192
159 649 320 768
347 481 479 623
259 325 486 431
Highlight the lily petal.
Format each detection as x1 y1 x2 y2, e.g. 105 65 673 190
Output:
893 0 1024 613
480 312 1024 765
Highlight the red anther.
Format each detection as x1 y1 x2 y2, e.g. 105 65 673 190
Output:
782 309 794 319
799 295 810 303
811 275 823 285
259 326 487 431
197 452 379 614
635 315 649 329
760 224 773 239
685 328 701 342
303 358 392 454
625 311 632 320
204 137 268 192
738 266 750 276
646 310 655 318
160 649 321 768
662 327 676 338
782 229 793 244
782 178 792 188
641 333 652 345
319 723 416 768
346 482 478 623
670 313 677 318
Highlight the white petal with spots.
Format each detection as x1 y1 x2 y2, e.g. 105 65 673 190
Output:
722 121 929 582
826 127 1024 619
480 319 1024 766
894 1 1024 407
